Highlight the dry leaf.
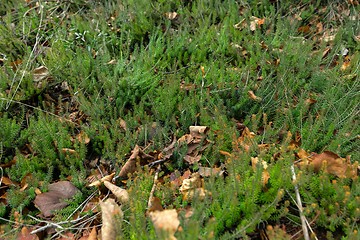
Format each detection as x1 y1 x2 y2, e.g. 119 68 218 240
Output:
34 181 79 217
310 151 358 178
298 25 310 34
61 148 77 155
148 196 164 212
250 16 265 31
100 198 123 240
118 145 141 178
179 173 210 201
107 59 117 65
117 118 127 131
176 126 210 164
88 173 115 187
189 126 209 138
262 169 270 187
33 66 49 82
103 181 129 204
248 90 262 101
76 131 90 144
88 227 97 240
198 167 222 177
165 12 178 20
17 226 39 240
149 209 180 240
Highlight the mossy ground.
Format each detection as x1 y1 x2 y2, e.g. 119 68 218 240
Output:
0 0 359 239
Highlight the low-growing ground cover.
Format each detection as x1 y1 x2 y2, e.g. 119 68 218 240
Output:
0 0 359 239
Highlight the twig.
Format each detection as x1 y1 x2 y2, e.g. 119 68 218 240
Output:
147 165 161 210
290 165 310 240
291 210 320 240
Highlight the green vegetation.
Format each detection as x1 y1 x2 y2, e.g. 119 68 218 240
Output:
0 0 359 239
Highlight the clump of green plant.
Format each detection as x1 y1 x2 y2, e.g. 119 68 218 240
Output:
0 0 359 239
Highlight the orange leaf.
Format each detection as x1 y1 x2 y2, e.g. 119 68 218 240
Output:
310 151 358 178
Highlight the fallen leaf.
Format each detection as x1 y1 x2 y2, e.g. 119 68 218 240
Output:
298 25 310 34
33 66 49 82
248 90 262 101
88 227 97 240
0 176 17 186
88 173 115 187
341 56 351 71
149 209 180 240
117 118 127 131
34 181 79 217
61 148 77 155
103 181 129 204
118 145 141 178
250 16 265 31
76 131 90 144
100 198 123 240
165 12 178 20
309 151 358 178
179 173 210 201
107 59 117 65
17 226 39 240
198 167 222 177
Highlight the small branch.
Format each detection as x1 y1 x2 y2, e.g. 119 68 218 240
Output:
290 165 310 240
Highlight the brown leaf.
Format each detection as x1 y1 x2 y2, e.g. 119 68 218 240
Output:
34 181 79 217
1 176 17 186
117 118 127 131
88 173 115 187
118 145 141 178
100 198 123 240
298 25 310 34
310 151 358 178
103 181 129 204
148 196 164 212
248 90 262 101
76 131 90 144
262 169 270 187
149 209 180 240
17 226 39 240
88 227 97 240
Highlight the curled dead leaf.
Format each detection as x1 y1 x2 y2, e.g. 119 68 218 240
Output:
88 173 115 187
103 181 129 204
